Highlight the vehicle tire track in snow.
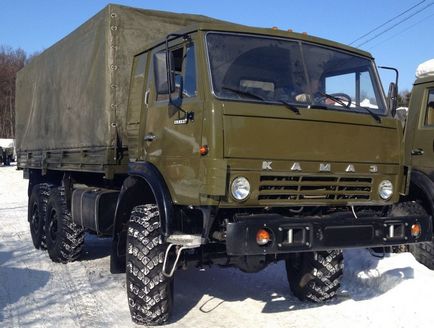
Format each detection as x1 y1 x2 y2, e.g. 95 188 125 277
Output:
0 224 50 328
49 263 106 328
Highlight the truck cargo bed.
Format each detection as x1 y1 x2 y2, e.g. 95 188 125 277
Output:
15 4 222 176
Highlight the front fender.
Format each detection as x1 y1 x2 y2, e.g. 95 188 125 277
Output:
128 161 175 235
110 162 174 273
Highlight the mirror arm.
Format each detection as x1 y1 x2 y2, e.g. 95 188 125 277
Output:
379 66 399 117
379 66 399 88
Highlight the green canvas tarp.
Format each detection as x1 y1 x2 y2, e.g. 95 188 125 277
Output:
15 4 222 161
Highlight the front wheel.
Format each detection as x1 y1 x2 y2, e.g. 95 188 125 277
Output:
286 250 343 302
126 204 173 325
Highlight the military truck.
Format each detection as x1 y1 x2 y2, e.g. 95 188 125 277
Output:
15 4 431 325
0 139 16 165
403 59 434 269
0 146 14 166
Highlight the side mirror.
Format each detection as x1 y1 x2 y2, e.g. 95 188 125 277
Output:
153 52 175 95
388 82 398 117
175 74 183 99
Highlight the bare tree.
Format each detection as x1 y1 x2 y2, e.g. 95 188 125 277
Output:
397 89 411 107
0 46 27 138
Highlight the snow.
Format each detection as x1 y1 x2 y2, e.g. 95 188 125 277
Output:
359 98 379 109
416 59 434 78
0 139 14 148
1 165 434 328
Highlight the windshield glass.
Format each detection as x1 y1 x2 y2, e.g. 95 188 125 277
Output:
206 33 387 114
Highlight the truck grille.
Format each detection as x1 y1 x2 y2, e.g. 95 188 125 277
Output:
258 175 372 203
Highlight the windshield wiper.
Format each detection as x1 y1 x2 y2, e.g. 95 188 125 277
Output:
318 92 349 108
308 104 329 110
318 92 381 123
274 99 300 115
221 86 301 115
351 104 382 123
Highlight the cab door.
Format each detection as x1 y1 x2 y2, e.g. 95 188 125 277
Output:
126 52 150 161
143 35 204 204
411 86 434 175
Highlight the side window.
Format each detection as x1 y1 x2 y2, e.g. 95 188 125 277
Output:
156 47 184 102
128 53 147 122
424 89 434 126
154 43 197 102
359 71 379 109
183 45 197 98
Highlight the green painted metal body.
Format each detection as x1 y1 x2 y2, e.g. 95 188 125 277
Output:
15 5 405 209
404 75 434 179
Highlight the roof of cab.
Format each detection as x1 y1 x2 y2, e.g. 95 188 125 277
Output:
136 21 374 59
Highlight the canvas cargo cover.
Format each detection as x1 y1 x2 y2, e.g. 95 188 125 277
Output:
15 4 223 160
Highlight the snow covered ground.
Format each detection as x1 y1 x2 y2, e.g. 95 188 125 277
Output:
1 164 434 328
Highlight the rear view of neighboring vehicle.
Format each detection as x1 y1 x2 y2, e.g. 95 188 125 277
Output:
403 59 434 269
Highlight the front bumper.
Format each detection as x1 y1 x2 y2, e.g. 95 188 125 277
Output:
226 212 432 256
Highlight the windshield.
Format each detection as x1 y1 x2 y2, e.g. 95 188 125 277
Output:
206 33 387 114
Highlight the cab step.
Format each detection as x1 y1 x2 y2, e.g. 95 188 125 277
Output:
162 234 203 277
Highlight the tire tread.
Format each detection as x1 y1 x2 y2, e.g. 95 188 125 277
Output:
286 250 343 302
126 204 172 325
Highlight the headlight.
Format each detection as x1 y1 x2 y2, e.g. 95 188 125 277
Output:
378 180 393 200
231 176 251 201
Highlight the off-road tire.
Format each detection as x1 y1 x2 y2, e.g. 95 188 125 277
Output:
390 201 434 270
44 186 85 263
28 184 51 249
126 204 173 325
286 250 343 302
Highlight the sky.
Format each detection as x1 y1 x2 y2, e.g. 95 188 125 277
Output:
1 0 433 91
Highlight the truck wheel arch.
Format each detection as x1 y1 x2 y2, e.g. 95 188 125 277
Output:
410 170 434 217
110 162 175 273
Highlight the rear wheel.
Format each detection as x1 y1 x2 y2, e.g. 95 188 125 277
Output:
286 250 343 302
390 201 434 270
28 183 51 249
126 204 173 325
45 186 85 263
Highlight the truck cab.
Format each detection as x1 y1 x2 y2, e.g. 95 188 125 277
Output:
403 62 434 268
118 24 431 322
128 24 404 209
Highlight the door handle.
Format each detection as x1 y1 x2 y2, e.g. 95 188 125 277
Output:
411 148 424 156
144 89 150 106
144 133 156 142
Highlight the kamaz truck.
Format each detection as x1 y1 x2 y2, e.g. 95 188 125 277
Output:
402 59 434 269
15 4 432 325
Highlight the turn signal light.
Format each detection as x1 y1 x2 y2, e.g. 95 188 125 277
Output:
411 223 422 238
200 145 208 156
256 228 271 246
